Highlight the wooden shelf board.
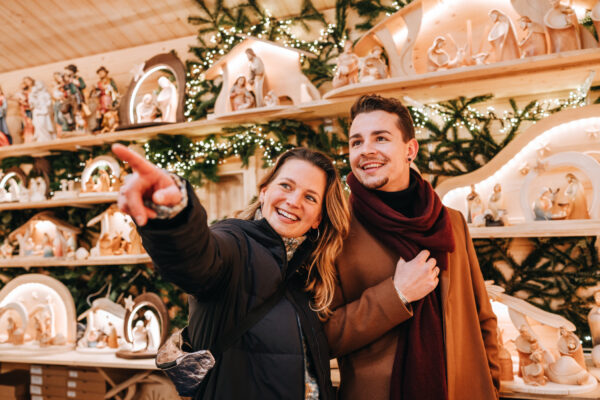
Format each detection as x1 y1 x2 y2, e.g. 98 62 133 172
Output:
1 50 599 160
324 49 600 103
0 254 152 268
469 220 600 239
0 350 156 370
0 194 118 211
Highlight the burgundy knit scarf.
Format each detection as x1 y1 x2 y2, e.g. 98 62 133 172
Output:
347 169 455 400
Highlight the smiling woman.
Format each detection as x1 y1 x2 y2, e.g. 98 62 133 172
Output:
113 144 349 399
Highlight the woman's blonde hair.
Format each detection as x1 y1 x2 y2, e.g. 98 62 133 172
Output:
237 148 350 319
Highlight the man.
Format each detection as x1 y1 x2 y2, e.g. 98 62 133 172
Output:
324 95 499 400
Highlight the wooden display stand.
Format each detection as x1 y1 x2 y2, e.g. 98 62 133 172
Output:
1 2 600 397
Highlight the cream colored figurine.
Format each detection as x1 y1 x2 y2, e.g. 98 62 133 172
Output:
485 183 506 226
518 16 548 58
522 348 548 386
547 356 591 385
246 48 266 107
487 9 520 62
561 173 589 219
136 93 158 123
229 76 255 111
156 77 177 123
498 329 514 381
427 36 465 72
466 184 485 225
544 0 581 53
515 325 538 377
588 291 600 347
557 326 585 368
332 41 359 88
359 46 388 82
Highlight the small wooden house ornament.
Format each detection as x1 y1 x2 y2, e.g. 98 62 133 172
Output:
80 155 122 196
87 204 144 257
205 37 320 117
8 211 80 258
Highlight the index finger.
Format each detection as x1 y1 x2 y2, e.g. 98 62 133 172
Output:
112 144 157 176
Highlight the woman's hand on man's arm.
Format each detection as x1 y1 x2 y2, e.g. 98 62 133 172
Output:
112 143 182 226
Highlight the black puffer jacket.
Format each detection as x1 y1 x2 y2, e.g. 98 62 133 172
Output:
138 182 335 400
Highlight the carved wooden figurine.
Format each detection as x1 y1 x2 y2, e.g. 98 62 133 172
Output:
557 326 585 368
466 184 485 226
588 291 600 347
522 348 548 386
560 173 589 219
359 46 388 82
332 41 360 88
487 9 520 62
544 0 581 53
593 1 600 40
498 329 514 381
156 77 177 123
518 16 548 58
246 48 266 107
547 355 591 385
229 76 255 111
427 36 465 72
485 183 505 226
515 325 538 377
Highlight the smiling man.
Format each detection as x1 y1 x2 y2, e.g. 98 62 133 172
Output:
324 95 500 400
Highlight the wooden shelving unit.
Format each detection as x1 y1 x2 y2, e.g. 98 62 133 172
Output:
469 220 600 239
0 194 118 211
0 350 156 370
1 49 598 160
0 254 151 268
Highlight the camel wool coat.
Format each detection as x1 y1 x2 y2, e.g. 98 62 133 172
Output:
325 208 500 400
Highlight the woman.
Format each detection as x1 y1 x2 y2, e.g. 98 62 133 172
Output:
112 144 349 399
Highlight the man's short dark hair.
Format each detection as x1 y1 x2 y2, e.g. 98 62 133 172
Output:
350 94 415 142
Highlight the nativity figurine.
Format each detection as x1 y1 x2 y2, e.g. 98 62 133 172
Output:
522 348 548 386
156 76 177 122
498 329 514 381
544 0 582 53
246 48 266 107
546 356 592 385
518 16 548 58
263 90 279 107
359 46 388 82
136 94 158 123
16 77 35 143
0 85 11 146
560 173 589 219
466 184 485 226
30 81 55 142
593 1 600 39
229 76 255 111
487 9 520 62
557 326 585 368
427 36 465 72
485 183 506 226
332 41 360 88
515 325 538 377
90 66 119 133
588 291 600 347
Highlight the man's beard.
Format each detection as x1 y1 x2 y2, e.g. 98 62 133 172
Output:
355 173 389 190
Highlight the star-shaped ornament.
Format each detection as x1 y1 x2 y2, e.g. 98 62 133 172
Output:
536 142 551 158
124 295 135 312
533 159 547 173
586 127 600 140
130 63 146 82
519 162 530 176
